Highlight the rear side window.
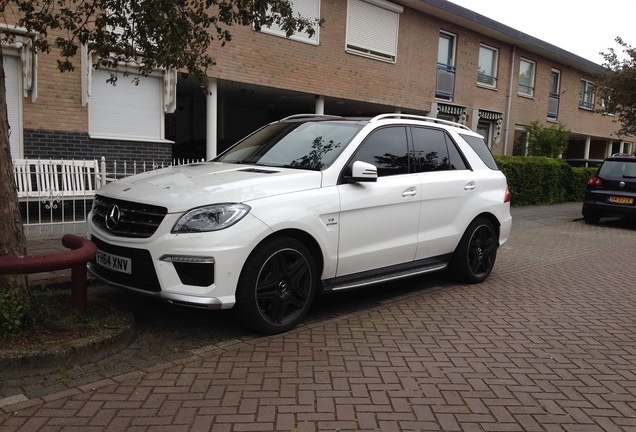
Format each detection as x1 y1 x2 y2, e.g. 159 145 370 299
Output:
411 127 468 172
459 133 499 170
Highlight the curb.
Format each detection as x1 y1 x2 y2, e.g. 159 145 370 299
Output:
0 308 136 373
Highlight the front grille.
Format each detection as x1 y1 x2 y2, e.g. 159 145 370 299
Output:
92 195 167 238
91 236 161 292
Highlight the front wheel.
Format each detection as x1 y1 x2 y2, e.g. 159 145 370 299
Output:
234 237 317 334
451 217 498 284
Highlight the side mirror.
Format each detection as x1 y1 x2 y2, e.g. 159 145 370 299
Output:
344 161 378 183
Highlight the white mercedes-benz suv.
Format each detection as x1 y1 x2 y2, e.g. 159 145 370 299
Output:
87 114 512 334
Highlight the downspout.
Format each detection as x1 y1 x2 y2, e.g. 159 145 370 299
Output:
504 45 517 155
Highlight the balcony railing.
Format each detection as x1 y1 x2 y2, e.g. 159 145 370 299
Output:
436 63 456 98
548 92 560 119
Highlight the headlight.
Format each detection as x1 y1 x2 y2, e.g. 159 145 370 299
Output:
172 203 251 233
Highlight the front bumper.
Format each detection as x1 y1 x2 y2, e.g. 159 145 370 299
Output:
86 211 272 309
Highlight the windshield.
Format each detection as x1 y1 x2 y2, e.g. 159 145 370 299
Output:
599 160 636 179
215 121 362 170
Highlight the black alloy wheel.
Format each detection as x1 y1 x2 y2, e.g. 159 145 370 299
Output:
235 237 317 334
451 217 498 284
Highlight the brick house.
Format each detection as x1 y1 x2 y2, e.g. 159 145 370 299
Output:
3 0 631 166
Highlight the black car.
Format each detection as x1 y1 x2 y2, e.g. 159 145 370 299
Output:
582 154 636 224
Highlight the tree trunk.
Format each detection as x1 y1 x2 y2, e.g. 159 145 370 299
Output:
0 52 29 297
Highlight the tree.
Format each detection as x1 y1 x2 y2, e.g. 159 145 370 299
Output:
0 1 320 314
524 120 570 158
597 37 636 137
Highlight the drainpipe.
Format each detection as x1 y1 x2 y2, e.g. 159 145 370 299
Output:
504 45 517 155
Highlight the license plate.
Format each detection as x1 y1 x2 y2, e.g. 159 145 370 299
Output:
608 196 634 205
96 249 132 274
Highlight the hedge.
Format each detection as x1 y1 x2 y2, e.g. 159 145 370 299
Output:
493 155 597 206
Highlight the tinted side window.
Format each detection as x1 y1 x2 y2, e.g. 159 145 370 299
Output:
353 127 409 177
411 127 453 172
459 133 499 170
445 135 469 171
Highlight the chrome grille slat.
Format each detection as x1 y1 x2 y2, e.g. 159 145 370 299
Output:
92 195 168 238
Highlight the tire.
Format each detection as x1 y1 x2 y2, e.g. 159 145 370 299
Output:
583 212 601 224
451 217 498 284
234 237 317 334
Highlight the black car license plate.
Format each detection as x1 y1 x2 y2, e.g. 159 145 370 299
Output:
608 196 634 205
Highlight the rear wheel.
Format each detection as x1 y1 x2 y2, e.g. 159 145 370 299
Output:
451 217 498 284
583 212 601 224
234 237 317 334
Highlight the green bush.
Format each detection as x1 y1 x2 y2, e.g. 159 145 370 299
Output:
494 155 596 206
0 283 35 340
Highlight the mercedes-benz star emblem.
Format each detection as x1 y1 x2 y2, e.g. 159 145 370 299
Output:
619 181 626 188
105 205 122 230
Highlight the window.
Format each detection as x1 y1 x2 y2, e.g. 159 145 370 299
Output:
477 45 498 87
352 126 409 176
579 79 595 110
345 0 403 63
89 68 165 141
513 127 529 156
436 32 456 98
411 127 467 172
601 95 615 115
459 134 498 170
518 58 535 97
476 121 492 148
548 69 561 120
259 0 320 45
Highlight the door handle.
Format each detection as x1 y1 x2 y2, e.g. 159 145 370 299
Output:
464 181 476 191
402 187 418 197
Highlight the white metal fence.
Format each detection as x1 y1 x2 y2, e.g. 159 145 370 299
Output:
13 157 203 238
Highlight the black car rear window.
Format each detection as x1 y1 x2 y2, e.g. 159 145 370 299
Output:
459 133 499 170
599 159 636 179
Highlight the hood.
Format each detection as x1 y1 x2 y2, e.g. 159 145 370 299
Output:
96 162 323 212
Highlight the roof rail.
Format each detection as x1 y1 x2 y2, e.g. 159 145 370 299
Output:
611 153 635 157
279 114 343 121
369 113 471 131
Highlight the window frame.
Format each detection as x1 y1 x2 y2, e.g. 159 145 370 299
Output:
548 69 561 120
438 31 456 67
345 0 403 63
258 0 321 45
518 58 536 97
579 79 596 111
477 44 498 88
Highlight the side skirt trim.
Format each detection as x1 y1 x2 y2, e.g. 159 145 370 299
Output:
322 256 450 292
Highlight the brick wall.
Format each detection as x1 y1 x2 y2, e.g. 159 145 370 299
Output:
23 130 172 167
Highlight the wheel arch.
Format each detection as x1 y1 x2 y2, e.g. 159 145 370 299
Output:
257 228 325 282
473 212 501 238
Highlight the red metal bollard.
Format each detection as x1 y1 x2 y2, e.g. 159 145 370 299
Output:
0 234 97 314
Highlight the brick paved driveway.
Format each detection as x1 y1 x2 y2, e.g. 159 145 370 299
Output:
2 204 636 431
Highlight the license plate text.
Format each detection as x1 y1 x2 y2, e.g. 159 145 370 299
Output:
96 250 132 274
